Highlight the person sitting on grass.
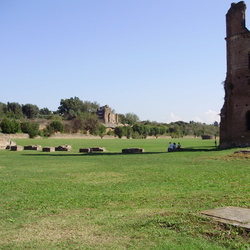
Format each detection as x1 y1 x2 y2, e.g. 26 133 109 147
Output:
168 142 174 152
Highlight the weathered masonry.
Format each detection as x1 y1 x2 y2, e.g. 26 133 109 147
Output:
97 105 118 125
220 1 250 148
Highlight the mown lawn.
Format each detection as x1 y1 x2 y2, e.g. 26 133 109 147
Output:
0 138 249 249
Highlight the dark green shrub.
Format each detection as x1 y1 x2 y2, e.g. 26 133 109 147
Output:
42 127 53 137
71 118 84 133
132 131 143 139
21 121 40 138
123 126 133 139
107 130 115 136
83 114 101 134
48 121 64 133
0 118 20 133
44 121 64 137
114 126 124 138
98 124 106 138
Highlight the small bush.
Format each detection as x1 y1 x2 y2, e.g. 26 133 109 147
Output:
98 124 106 138
48 121 64 133
107 130 115 136
44 120 64 137
0 118 20 133
21 121 40 138
114 126 124 138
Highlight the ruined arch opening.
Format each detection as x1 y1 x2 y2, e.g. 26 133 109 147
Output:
246 111 250 130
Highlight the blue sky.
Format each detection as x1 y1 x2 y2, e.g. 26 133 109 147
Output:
0 0 246 124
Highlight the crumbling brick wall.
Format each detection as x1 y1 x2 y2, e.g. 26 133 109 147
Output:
97 105 118 124
220 1 250 148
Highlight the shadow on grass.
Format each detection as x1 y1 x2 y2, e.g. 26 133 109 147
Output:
23 152 168 157
22 146 221 157
180 146 221 152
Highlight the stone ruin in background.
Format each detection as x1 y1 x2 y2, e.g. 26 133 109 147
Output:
97 105 119 127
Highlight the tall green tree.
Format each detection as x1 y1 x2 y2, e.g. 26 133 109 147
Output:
22 104 39 119
0 102 7 118
83 113 101 134
118 114 126 124
39 107 52 118
58 97 100 119
58 97 84 119
6 102 23 119
123 126 133 139
125 113 140 125
150 126 160 137
82 101 100 113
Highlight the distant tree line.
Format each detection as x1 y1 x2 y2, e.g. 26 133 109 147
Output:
113 120 219 139
0 97 219 138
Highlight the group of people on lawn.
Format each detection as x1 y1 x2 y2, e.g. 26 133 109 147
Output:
168 142 181 152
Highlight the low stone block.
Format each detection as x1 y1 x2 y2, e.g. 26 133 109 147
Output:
24 145 42 151
200 206 250 230
0 138 16 150
122 148 144 154
79 148 92 153
42 147 55 152
91 147 106 152
10 145 23 151
55 145 72 151
202 135 213 140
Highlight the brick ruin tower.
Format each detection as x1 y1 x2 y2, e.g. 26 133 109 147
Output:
97 105 118 125
220 1 250 148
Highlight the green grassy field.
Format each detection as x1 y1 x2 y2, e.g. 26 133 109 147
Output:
0 138 249 249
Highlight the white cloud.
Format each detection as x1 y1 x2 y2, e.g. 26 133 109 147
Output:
159 110 220 124
192 110 220 124
193 116 203 123
205 109 220 124
167 112 182 123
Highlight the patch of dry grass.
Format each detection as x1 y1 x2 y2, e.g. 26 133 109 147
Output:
65 172 126 184
1 209 132 249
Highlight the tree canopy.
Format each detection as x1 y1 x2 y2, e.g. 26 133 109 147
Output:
22 104 39 119
58 97 100 120
0 97 219 138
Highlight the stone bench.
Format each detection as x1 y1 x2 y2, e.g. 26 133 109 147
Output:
24 145 42 151
79 148 93 153
79 147 106 153
55 145 72 151
42 147 55 152
10 145 23 151
91 147 106 152
122 148 144 154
